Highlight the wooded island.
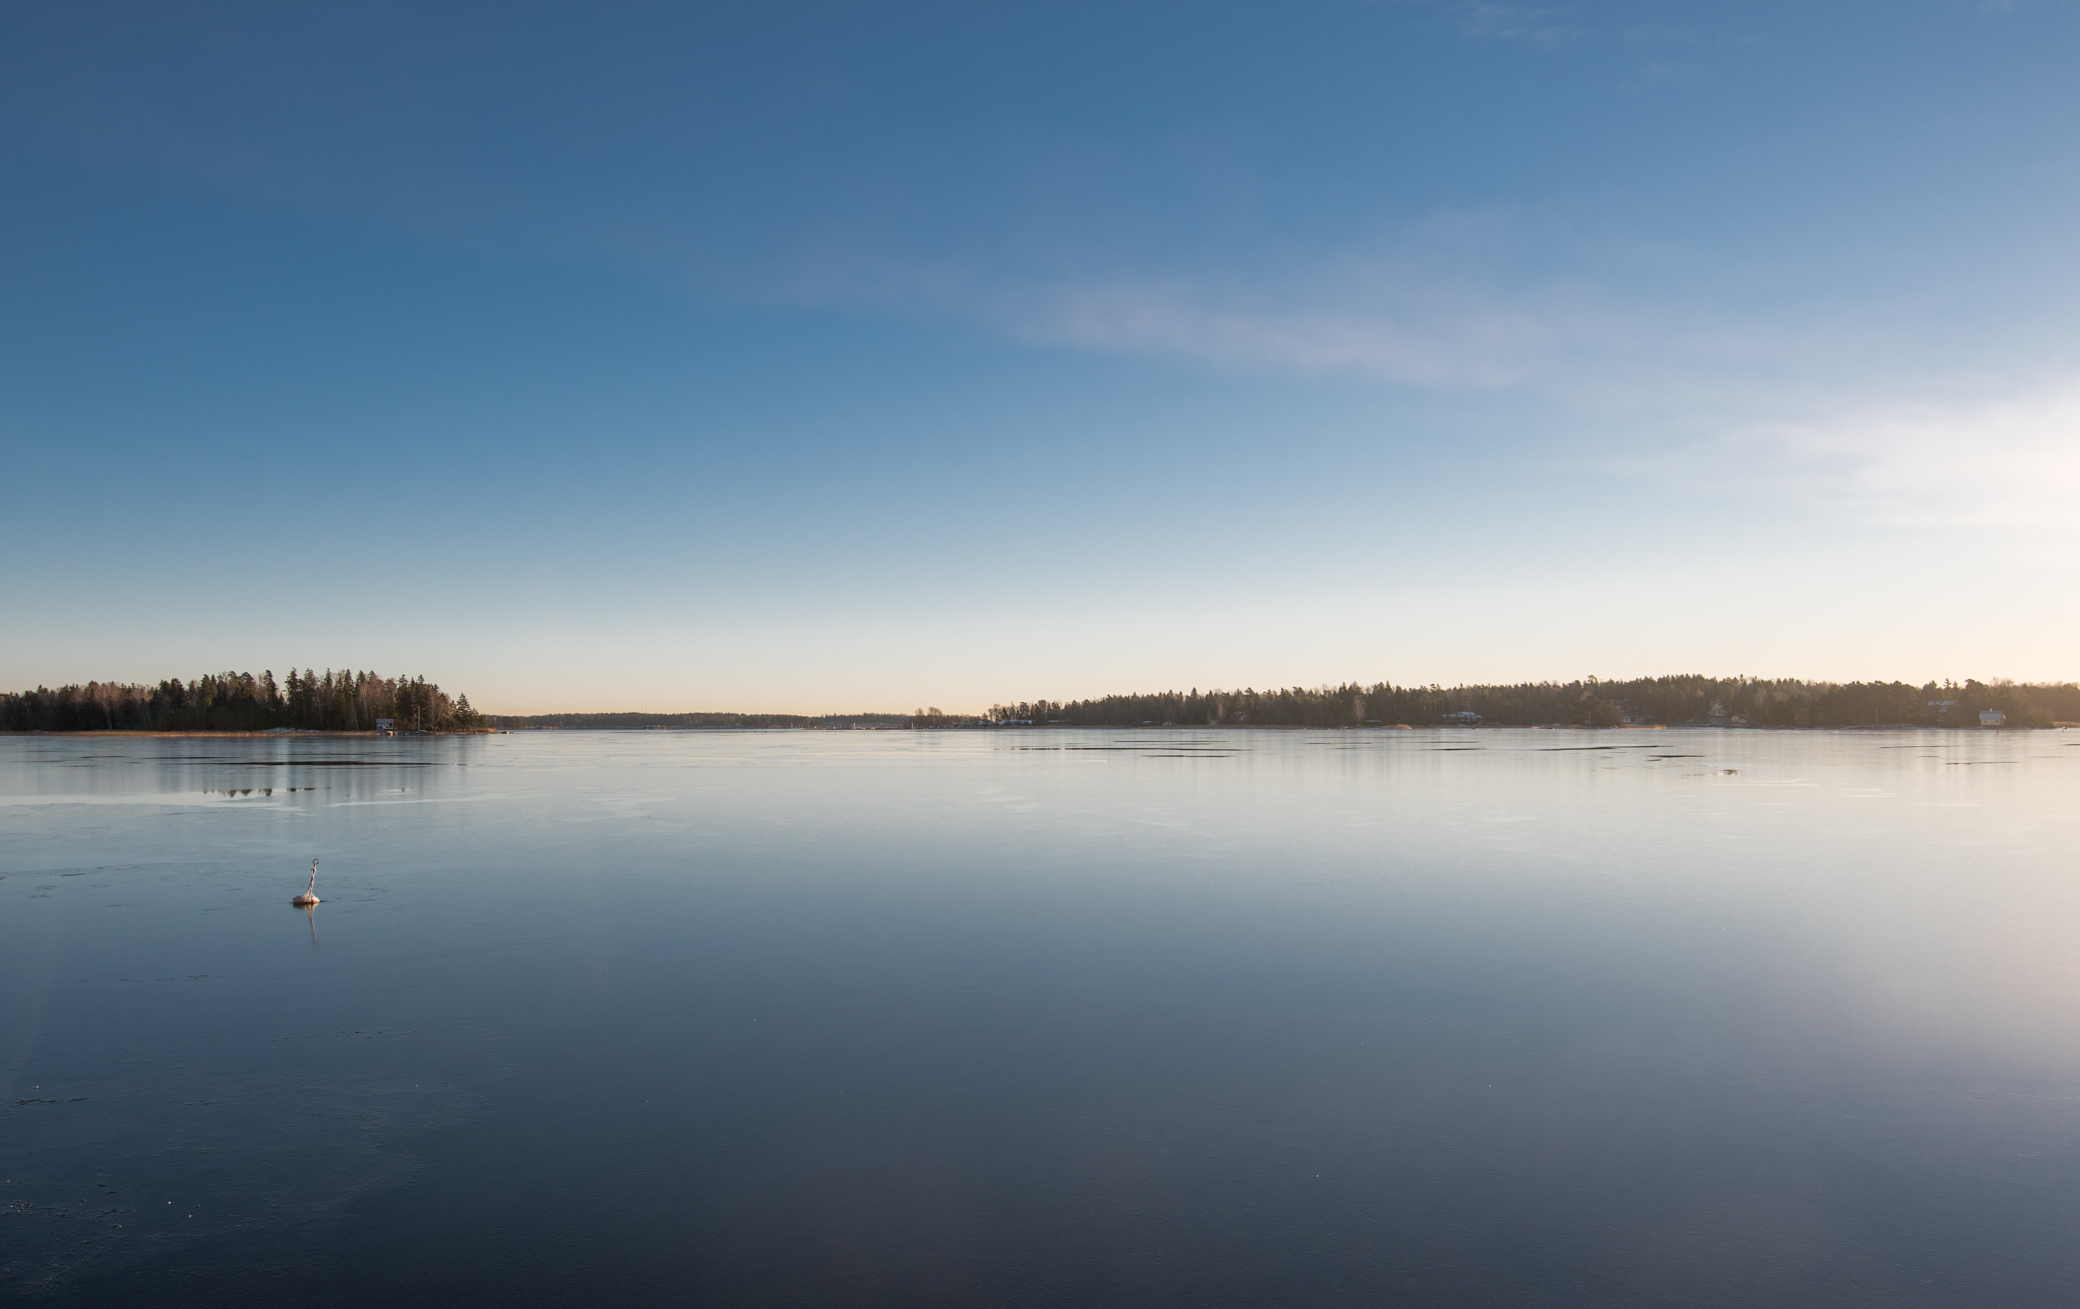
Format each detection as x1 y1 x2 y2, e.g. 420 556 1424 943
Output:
0 669 483 732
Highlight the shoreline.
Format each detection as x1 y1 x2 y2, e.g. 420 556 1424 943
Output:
5 724 2070 737
0 728 505 738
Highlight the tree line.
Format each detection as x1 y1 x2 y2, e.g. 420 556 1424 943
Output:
1 669 485 733
15 671 2072 733
987 676 2080 729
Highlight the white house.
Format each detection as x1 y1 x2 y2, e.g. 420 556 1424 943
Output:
1980 709 2006 727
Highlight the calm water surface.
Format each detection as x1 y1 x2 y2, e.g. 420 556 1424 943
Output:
4 728 2079 1306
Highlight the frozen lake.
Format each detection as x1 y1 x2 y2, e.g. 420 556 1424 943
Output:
5 727 2080 1306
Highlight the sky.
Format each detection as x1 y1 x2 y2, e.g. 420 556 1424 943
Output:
3 0 2077 713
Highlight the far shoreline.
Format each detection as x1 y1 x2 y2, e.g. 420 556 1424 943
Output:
7 723 2074 737
0 728 506 738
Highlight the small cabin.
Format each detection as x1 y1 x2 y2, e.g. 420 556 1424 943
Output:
1979 709 2006 727
376 718 395 736
1443 710 1482 724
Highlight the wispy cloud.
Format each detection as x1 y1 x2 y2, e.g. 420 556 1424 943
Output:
1664 384 2080 542
1450 1 1575 43
1032 277 2080 540
759 233 1604 389
760 203 2080 549
1004 279 1563 388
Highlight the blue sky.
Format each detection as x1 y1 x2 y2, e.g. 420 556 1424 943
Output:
3 1 2077 712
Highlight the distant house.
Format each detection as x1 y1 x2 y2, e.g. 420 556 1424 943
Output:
1443 710 1482 724
1980 709 2006 727
375 718 395 736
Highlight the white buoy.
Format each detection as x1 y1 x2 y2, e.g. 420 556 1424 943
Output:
291 858 321 906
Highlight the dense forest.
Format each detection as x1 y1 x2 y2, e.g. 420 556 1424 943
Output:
988 677 2080 729
0 669 484 733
